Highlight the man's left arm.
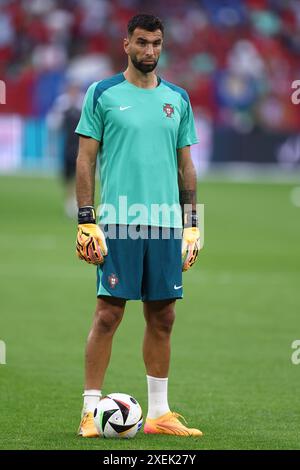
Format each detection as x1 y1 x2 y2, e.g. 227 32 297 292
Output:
177 146 201 271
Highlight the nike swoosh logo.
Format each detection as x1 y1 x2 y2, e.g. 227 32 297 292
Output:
119 106 132 111
174 285 182 290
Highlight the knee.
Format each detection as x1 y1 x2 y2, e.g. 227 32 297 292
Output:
148 308 175 336
93 305 123 335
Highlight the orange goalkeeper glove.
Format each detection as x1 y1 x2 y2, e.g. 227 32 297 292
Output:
182 211 200 272
76 206 107 265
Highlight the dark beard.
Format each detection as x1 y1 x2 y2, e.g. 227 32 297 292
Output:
131 57 158 74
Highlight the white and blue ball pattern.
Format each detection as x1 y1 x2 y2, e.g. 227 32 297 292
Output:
94 393 143 438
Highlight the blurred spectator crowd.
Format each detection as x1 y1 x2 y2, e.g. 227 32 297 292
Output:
0 0 300 133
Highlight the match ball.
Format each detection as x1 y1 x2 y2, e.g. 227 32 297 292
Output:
94 393 143 438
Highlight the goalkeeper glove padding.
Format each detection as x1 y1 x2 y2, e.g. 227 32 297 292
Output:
76 206 107 265
182 210 200 272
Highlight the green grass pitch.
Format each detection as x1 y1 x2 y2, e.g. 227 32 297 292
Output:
0 175 299 450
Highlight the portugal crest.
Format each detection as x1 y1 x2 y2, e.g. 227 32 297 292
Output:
108 273 119 288
163 103 174 118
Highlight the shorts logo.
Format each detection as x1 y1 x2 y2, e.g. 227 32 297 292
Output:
108 273 119 288
163 103 174 118
174 284 182 290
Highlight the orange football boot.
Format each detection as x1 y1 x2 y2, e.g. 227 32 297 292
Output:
78 412 99 438
144 411 203 437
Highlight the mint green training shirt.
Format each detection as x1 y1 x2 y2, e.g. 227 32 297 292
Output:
75 73 198 228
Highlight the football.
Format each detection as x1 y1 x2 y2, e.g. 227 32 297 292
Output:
94 393 143 438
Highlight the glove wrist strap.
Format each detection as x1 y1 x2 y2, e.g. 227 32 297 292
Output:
78 206 96 224
184 210 198 228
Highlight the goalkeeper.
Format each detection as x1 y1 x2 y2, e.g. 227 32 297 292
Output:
76 14 202 438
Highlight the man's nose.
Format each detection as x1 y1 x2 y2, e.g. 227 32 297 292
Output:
145 43 154 55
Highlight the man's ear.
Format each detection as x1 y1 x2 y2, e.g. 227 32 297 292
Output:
123 37 129 54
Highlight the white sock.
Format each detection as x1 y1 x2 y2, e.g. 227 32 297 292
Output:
82 389 102 417
146 375 170 419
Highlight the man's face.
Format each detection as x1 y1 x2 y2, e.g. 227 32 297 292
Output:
124 28 163 74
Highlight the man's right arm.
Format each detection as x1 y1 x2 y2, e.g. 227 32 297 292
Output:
76 135 99 207
75 135 107 265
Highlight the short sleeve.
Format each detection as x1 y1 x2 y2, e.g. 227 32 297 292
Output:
75 82 103 141
177 96 198 149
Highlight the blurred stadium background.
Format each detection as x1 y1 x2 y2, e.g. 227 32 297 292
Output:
1 0 300 450
1 0 300 175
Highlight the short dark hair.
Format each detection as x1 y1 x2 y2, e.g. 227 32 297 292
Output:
127 14 164 37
